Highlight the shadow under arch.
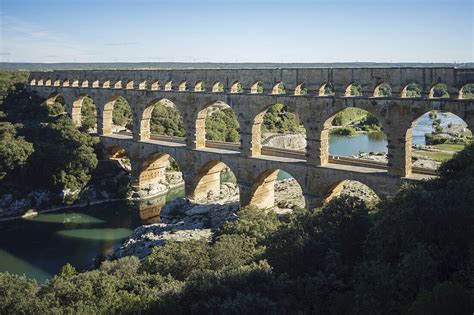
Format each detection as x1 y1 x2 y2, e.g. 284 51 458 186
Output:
251 102 307 159
321 179 380 206
249 168 305 210
405 110 472 176
195 100 240 150
189 160 239 203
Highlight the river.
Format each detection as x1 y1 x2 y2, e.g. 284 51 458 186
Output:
329 112 467 156
0 112 468 283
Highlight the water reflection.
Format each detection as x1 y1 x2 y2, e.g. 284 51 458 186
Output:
27 212 105 224
136 194 166 224
56 228 133 241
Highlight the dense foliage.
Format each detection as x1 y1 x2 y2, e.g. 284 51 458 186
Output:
0 72 98 203
261 103 305 133
1 143 473 313
205 107 240 142
151 102 186 137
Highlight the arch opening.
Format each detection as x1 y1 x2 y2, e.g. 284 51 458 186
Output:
429 83 449 99
81 80 89 88
319 82 335 96
294 82 307 95
151 80 160 90
250 169 305 212
139 80 147 90
114 81 122 89
142 99 186 141
62 79 70 87
253 103 306 158
102 80 110 88
374 83 392 97
322 107 387 166
138 152 185 199
406 111 472 174
459 83 474 99
45 92 66 116
191 160 239 204
401 83 422 98
71 94 97 132
212 81 224 93
53 80 60 87
126 80 134 89
322 180 380 206
45 79 52 86
272 82 285 94
178 80 187 91
164 80 172 91
195 101 240 149
230 81 243 93
92 80 100 88
102 96 133 135
251 81 264 94
344 83 363 97
194 80 205 92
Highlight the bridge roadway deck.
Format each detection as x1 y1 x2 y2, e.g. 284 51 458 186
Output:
104 133 433 181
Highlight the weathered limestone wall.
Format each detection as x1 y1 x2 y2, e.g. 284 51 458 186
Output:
26 67 474 210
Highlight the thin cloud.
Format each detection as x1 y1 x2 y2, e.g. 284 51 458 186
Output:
105 42 139 47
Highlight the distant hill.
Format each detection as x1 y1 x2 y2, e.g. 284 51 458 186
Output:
0 62 473 71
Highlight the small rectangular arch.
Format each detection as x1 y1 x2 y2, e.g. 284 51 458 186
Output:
72 80 79 87
53 80 61 86
45 79 52 86
103 80 110 88
81 80 89 88
139 80 147 90
92 80 100 88
114 80 122 89
126 80 134 89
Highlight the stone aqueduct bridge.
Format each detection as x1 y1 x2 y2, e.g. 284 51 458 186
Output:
28 67 474 210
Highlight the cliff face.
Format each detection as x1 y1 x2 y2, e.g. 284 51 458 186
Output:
262 133 306 151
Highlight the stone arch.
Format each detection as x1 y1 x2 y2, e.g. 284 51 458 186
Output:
373 82 392 97
45 79 52 86
230 81 243 93
37 79 44 86
249 169 305 210
165 80 172 91
46 92 65 106
53 80 60 87
126 80 134 89
194 80 205 92
103 80 111 88
321 179 380 205
405 110 472 176
190 160 239 203
294 82 307 95
92 80 100 88
344 82 363 97
62 79 70 87
30 79 36 85
101 95 133 136
178 80 187 91
272 81 285 94
71 94 97 128
195 101 241 149
251 81 264 94
319 82 335 96
251 102 306 157
138 152 184 198
139 80 147 90
212 81 224 93
401 82 422 98
318 106 387 165
429 83 449 99
459 83 474 99
151 80 160 90
81 80 89 88
140 98 186 141
114 80 122 89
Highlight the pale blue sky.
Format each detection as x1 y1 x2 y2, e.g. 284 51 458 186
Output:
0 0 472 63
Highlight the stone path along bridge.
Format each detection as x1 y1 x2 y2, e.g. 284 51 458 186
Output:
28 67 474 209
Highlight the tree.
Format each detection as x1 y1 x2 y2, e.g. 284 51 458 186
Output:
0 122 33 180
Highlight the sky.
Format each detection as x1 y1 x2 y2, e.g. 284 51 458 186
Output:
0 0 472 63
